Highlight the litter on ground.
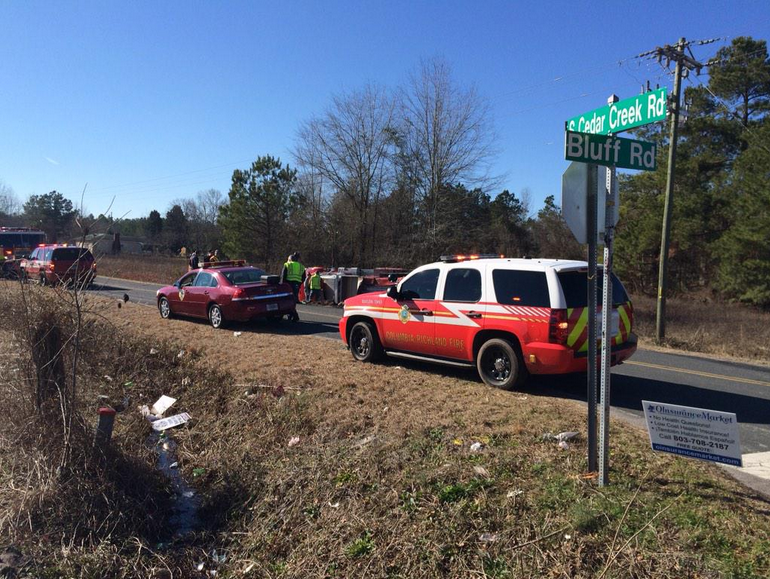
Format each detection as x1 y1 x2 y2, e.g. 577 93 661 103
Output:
151 395 177 416
152 413 191 431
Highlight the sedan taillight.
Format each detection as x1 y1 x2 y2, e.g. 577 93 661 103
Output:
232 288 246 300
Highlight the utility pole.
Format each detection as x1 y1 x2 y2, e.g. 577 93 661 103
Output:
655 38 703 342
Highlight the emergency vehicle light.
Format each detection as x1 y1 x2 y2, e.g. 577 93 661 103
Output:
439 254 505 263
202 260 246 269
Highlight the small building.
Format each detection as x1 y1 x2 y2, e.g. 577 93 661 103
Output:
77 234 146 255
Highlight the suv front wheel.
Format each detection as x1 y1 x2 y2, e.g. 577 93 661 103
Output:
476 338 525 390
349 321 382 363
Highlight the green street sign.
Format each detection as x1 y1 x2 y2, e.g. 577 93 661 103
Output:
564 131 657 171
566 88 667 135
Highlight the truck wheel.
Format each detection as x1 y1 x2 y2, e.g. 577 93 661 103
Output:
349 321 382 363
476 338 525 390
208 304 225 329
158 297 173 319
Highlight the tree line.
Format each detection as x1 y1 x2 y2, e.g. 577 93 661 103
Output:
2 38 768 308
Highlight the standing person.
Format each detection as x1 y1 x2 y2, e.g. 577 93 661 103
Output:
210 249 220 263
308 269 323 304
280 252 305 321
188 251 199 271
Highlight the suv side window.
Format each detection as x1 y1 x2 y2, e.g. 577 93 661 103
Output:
400 268 439 300
43 248 53 261
492 270 550 307
444 268 481 302
194 272 213 287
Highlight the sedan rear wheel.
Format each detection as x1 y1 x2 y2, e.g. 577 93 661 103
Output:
208 304 224 329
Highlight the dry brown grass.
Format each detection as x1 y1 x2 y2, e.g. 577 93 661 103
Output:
0 282 230 577
105 297 770 578
96 254 188 284
3 281 770 577
633 293 770 362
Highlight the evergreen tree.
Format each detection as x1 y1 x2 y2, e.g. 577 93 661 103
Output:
219 156 297 269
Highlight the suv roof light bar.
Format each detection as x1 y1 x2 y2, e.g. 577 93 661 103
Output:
439 254 505 263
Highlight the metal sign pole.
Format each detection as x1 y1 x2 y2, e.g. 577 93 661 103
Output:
598 165 616 487
586 165 598 473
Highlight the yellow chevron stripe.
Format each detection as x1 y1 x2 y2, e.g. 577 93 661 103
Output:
619 305 631 334
567 308 588 347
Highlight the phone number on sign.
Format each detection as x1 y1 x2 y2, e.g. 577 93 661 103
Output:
672 436 730 450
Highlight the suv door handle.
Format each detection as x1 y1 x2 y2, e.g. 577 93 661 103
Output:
466 311 482 319
417 309 433 316
203 291 209 295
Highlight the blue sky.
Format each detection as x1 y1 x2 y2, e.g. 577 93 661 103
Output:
1 0 767 220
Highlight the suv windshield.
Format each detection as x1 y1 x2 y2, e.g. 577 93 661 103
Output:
52 248 92 261
557 270 629 307
222 268 267 285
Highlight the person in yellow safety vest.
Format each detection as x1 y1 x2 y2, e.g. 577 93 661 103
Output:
308 269 323 304
280 252 305 321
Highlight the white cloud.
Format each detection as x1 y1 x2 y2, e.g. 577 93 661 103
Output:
45 156 60 166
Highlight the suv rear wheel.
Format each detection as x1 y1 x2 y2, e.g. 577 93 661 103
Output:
476 338 525 390
349 321 382 363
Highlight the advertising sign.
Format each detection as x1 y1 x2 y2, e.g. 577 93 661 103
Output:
643 401 742 466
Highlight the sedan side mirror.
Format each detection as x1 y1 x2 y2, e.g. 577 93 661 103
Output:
174 281 180 288
386 285 399 301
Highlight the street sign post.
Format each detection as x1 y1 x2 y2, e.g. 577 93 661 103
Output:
565 131 657 171
565 90 668 486
566 87 667 135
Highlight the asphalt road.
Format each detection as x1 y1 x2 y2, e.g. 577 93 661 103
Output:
90 276 770 456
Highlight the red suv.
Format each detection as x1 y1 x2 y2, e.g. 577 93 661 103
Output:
21 245 97 287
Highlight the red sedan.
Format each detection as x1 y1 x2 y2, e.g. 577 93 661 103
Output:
156 261 297 328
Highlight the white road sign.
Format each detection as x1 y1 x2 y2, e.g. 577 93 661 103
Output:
561 162 618 245
643 401 742 467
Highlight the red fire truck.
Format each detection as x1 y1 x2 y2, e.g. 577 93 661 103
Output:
0 227 47 278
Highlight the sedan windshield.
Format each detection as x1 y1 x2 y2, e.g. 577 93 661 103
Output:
222 268 267 285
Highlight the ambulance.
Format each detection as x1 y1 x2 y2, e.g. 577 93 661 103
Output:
339 255 637 390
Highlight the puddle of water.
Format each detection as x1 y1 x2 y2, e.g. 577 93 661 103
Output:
148 432 200 538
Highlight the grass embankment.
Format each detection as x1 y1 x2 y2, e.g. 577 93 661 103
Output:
633 294 770 362
2 281 765 577
95 253 188 284
0 283 230 577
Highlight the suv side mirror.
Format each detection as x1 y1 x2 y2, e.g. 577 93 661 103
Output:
386 285 399 301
